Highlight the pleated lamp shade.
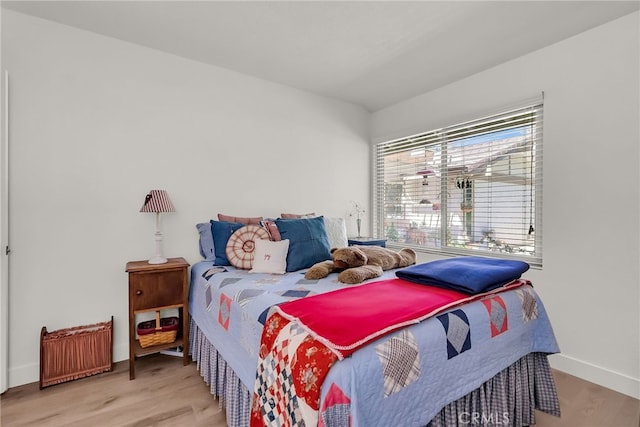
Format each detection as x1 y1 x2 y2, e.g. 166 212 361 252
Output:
139 190 175 213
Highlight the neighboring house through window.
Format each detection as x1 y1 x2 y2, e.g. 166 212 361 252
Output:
374 99 543 267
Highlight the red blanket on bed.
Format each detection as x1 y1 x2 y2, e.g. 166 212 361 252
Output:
252 278 529 426
276 277 528 359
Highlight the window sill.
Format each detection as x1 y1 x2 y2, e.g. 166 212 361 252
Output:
384 241 542 270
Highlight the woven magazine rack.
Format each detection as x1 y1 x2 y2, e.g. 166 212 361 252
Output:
39 316 113 389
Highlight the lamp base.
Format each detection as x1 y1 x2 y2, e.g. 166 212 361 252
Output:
148 256 168 265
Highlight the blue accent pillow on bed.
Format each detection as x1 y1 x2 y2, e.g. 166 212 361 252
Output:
196 222 216 261
210 220 244 265
276 216 332 272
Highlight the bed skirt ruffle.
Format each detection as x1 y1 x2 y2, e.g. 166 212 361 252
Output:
189 318 560 427
428 352 560 426
189 318 252 427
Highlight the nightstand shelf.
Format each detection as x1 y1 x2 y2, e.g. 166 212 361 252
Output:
126 257 190 380
132 337 185 357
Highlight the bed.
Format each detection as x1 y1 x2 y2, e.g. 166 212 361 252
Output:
188 215 560 426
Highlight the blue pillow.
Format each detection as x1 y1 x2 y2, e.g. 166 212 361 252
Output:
210 220 243 265
276 216 331 272
196 222 216 261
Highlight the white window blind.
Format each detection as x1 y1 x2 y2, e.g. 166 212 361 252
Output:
374 98 543 266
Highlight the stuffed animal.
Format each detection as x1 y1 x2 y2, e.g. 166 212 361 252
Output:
305 245 417 284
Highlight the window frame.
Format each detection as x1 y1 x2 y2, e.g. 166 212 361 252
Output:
373 100 543 267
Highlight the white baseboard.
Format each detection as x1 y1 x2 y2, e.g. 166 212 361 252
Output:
113 341 129 363
8 342 130 389
549 353 640 399
8 361 38 389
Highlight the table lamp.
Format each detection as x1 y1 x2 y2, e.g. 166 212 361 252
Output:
139 190 175 264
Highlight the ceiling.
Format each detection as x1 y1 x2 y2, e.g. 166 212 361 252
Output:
3 1 639 112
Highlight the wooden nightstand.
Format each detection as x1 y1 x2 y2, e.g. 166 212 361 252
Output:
126 257 190 380
348 237 387 247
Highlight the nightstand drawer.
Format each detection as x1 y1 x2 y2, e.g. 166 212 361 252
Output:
129 269 184 311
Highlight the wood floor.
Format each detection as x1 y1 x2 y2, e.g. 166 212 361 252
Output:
1 354 638 426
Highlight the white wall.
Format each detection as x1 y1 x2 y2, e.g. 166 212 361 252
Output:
3 7 638 400
1 10 371 387
373 12 640 398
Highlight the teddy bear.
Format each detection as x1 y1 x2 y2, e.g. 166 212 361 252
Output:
305 245 417 284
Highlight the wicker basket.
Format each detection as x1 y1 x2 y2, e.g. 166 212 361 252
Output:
137 312 178 348
40 317 113 389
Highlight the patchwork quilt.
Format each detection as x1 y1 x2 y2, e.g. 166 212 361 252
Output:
189 261 559 426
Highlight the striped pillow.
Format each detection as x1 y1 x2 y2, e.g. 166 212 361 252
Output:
263 220 282 241
218 213 263 224
280 212 316 219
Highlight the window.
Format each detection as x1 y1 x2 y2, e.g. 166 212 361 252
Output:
374 100 543 266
